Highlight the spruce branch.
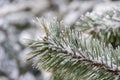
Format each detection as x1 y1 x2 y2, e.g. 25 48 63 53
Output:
27 17 120 80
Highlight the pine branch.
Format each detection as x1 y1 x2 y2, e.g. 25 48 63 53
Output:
27 17 120 80
75 8 120 47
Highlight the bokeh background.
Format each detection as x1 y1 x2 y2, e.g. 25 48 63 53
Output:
0 0 120 80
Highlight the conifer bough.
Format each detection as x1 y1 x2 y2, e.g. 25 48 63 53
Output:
27 8 120 80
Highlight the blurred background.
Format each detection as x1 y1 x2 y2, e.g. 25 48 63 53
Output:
0 0 120 80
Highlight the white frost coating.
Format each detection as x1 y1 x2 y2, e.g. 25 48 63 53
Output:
0 31 6 43
42 71 52 80
19 72 36 80
63 44 74 54
87 54 120 71
64 11 80 25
